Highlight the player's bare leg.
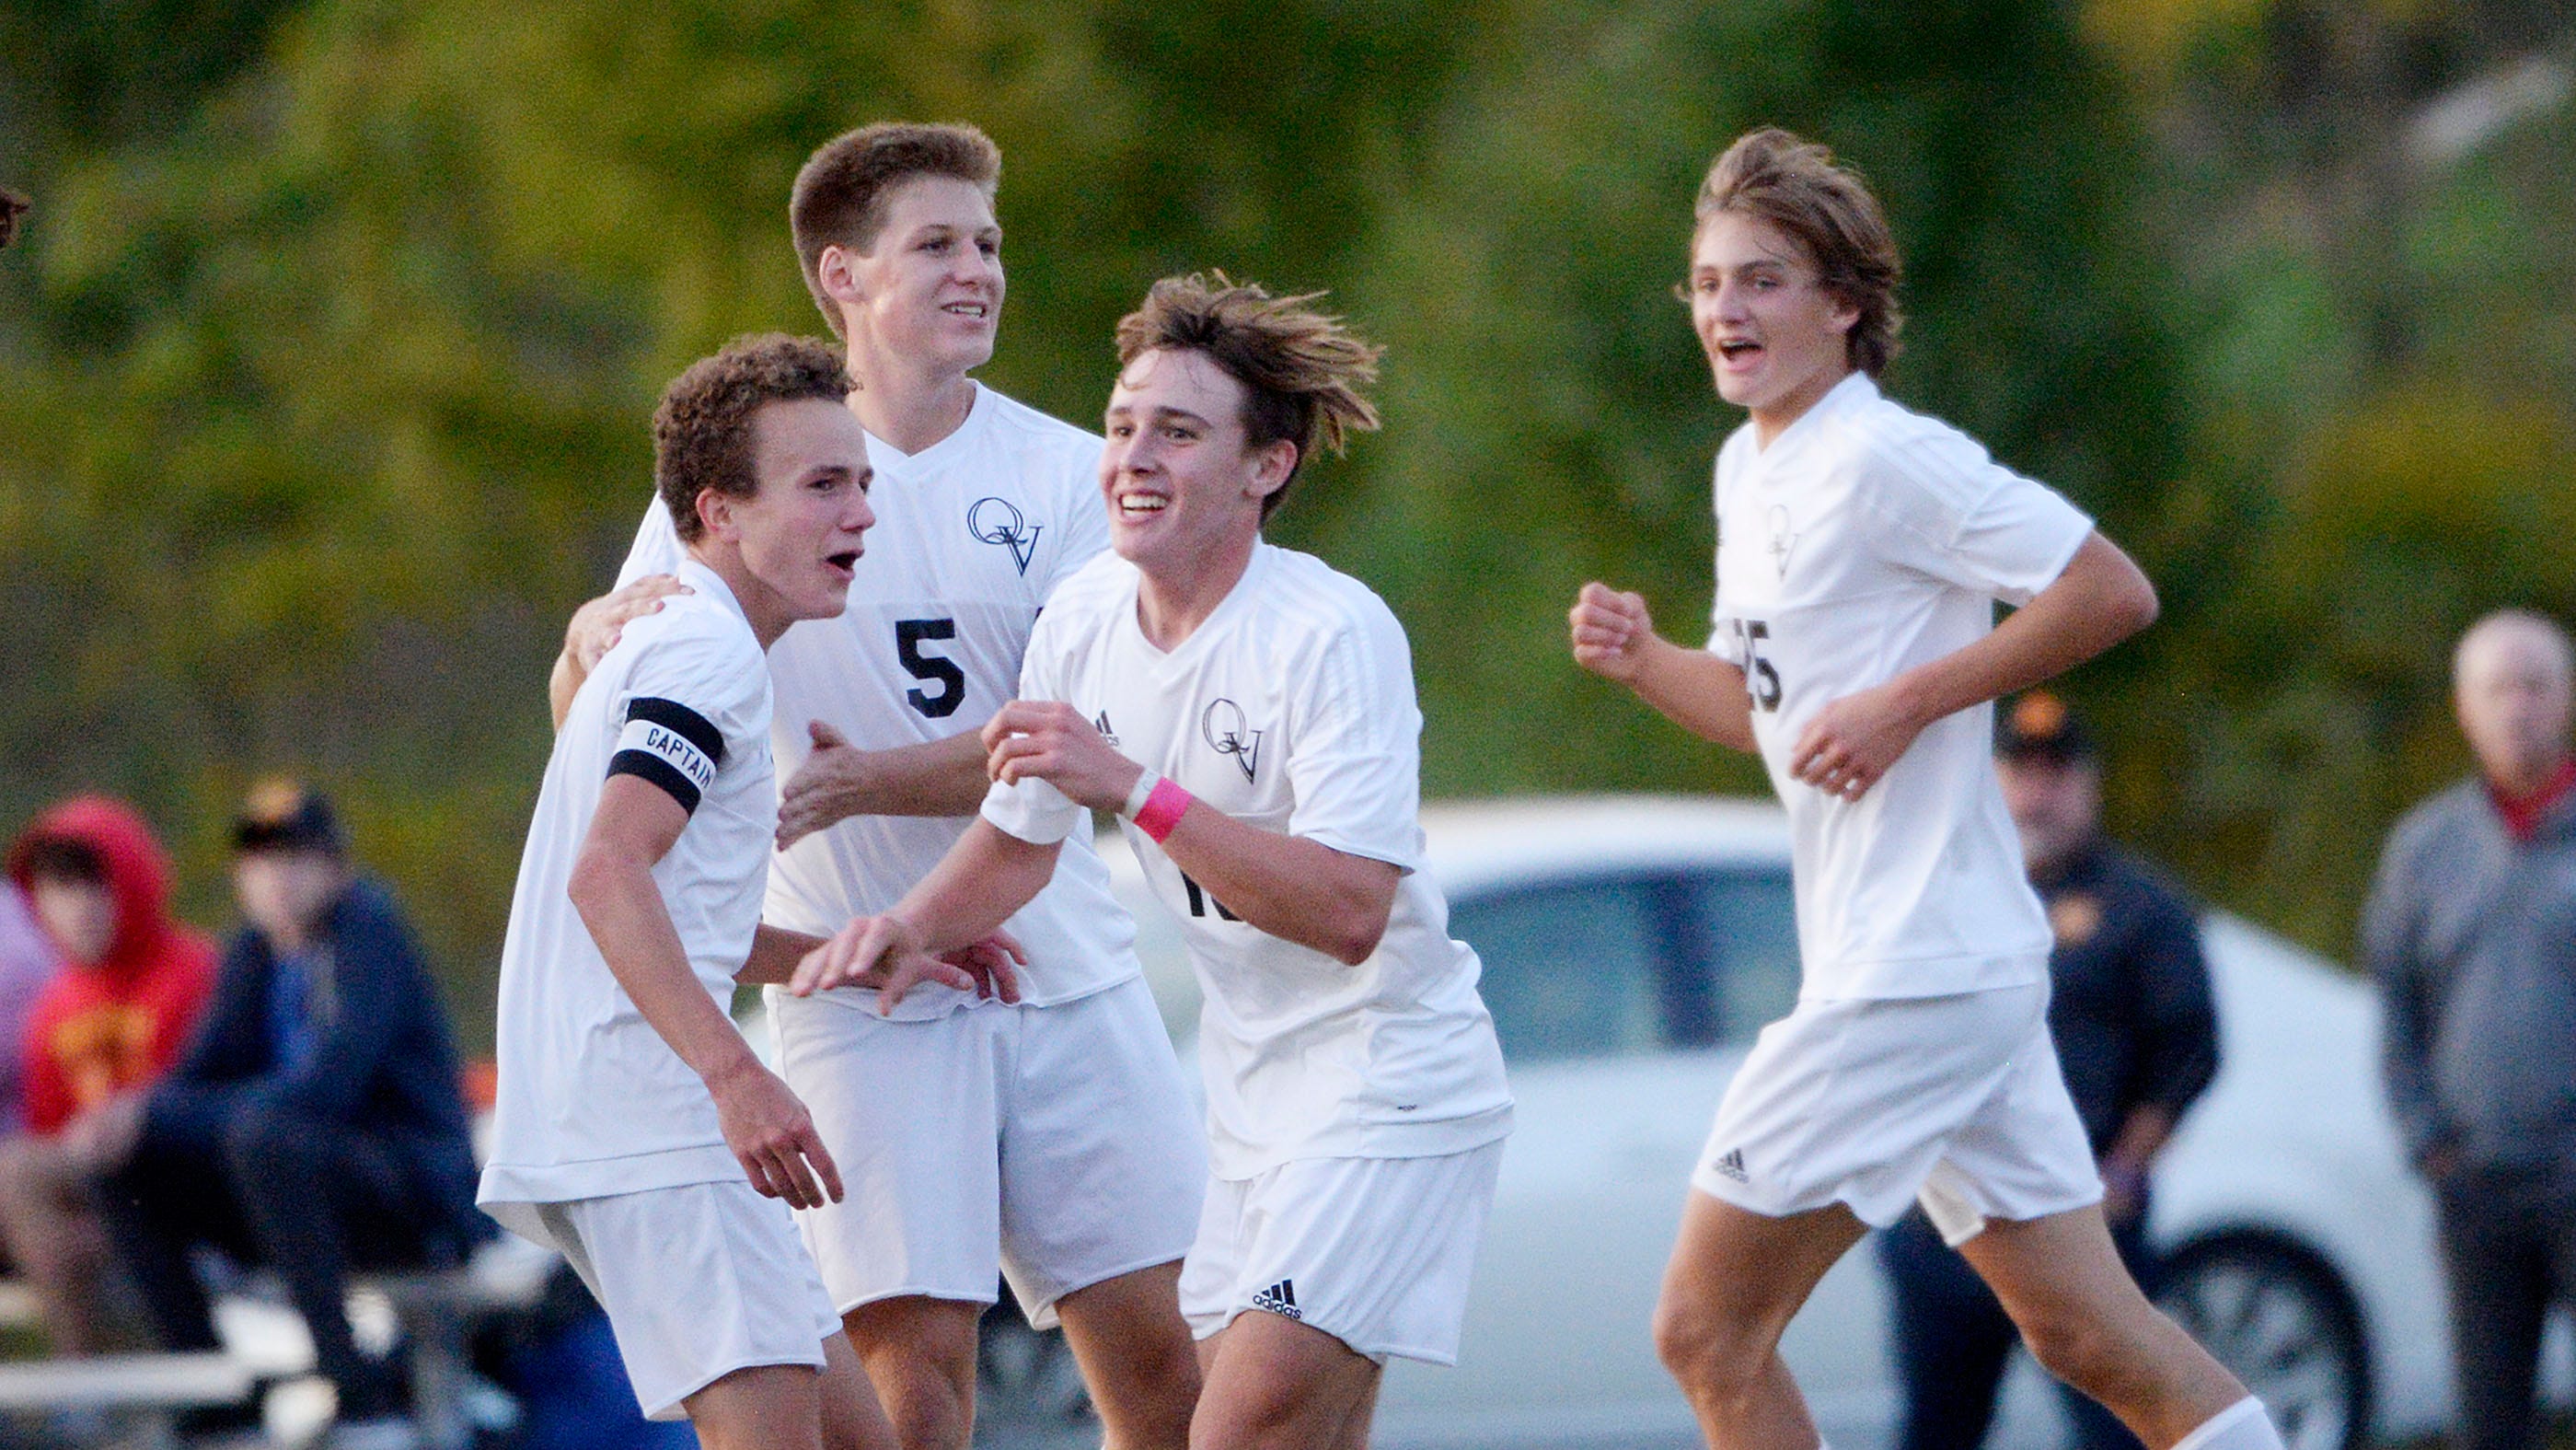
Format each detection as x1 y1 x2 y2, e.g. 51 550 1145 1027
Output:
1653 1190 1867 1448
845 1296 983 1450
1190 1310 1382 1450
817 1325 902 1450
1323 1368 1380 1450
684 1363 826 1450
1958 1205 2256 1447
1054 1259 1199 1449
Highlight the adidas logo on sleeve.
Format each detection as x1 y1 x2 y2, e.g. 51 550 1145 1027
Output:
1711 1148 1750 1184
1250 1279 1302 1321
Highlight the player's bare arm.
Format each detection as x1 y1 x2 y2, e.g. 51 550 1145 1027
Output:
789 818 1054 1004
738 923 830 986
1569 582 1758 752
567 772 842 1210
549 574 691 729
775 722 991 847
986 699 1403 966
1789 531 2156 800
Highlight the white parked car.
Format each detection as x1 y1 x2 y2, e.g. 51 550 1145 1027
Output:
965 795 2503 1449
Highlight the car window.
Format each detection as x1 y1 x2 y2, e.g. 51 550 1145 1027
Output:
1681 869 1800 1044
1450 876 1666 1065
1452 867 1801 1064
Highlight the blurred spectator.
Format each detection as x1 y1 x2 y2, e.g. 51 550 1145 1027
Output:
1876 692 2221 1450
0 188 24 249
475 1264 696 1450
104 780 484 1449
2367 609 2576 1450
0 797 216 1356
0 878 63 1127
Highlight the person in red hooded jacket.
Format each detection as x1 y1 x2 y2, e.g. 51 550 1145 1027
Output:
0 796 216 1355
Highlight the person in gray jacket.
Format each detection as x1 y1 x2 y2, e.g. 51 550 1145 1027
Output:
2365 608 2576 1450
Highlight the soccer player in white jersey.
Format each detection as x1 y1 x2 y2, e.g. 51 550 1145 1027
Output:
480 335 977 1450
797 274 1515 1450
548 124 1205 1450
1568 130 2284 1450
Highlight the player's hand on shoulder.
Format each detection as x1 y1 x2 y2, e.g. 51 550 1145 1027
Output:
981 699 1145 812
566 574 689 671
778 720 868 849
705 1056 841 1209
1569 582 1656 683
1789 682 1926 802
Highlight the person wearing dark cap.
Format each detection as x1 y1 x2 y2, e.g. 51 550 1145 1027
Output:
1874 693 2222 1450
102 779 484 1449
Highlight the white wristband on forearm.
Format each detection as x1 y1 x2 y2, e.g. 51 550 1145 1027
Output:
1120 771 1162 820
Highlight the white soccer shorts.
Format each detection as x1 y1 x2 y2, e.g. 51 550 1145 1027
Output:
772 975 1205 1328
1690 980 2102 1245
530 1180 842 1421
1178 1141 1505 1366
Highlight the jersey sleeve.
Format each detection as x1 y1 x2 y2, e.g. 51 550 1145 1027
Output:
614 493 687 588
977 608 1089 845
1283 600 1426 873
1860 430 2093 607
606 621 759 818
1040 439 1114 598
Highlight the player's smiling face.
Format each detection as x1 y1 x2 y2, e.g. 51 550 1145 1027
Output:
839 176 1003 376
716 397 876 632
1689 211 1859 443
1100 348 1293 581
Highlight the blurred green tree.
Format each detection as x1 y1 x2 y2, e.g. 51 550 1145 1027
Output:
3 0 2570 1038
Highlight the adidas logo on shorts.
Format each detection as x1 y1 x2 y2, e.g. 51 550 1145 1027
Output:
1251 1279 1302 1321
1712 1148 1750 1184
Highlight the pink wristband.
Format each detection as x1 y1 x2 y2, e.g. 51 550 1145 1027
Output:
1133 778 1194 842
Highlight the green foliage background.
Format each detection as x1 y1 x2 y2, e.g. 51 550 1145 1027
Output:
3 0 2570 1047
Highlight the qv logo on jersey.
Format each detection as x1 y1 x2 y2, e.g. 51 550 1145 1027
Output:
1200 699 1265 783
1767 503 1796 580
967 497 1042 575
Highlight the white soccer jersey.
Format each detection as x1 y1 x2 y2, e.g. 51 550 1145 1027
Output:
1709 372 2094 1002
479 560 778 1221
981 544 1514 1179
618 383 1137 1018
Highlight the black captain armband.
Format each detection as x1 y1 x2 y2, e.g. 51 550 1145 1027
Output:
608 697 726 816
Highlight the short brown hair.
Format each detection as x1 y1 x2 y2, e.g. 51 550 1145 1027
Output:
17 837 103 887
0 189 26 249
1697 128 1902 377
791 122 1001 338
653 334 851 542
1114 273 1381 519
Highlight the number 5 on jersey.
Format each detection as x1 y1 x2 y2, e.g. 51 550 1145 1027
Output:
1731 619 1783 712
895 619 965 719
